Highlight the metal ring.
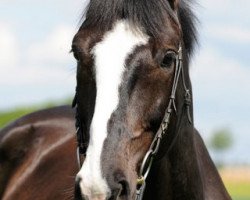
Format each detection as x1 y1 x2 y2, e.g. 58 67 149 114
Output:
75 127 80 135
151 137 161 156
76 147 82 169
139 150 154 180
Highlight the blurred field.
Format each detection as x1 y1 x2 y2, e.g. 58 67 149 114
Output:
0 98 71 129
220 167 250 200
0 107 36 128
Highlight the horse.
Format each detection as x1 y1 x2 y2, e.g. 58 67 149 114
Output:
0 106 230 200
71 0 232 199
0 108 231 200
0 0 231 199
0 106 78 200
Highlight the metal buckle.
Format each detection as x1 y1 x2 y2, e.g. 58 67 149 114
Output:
76 146 85 169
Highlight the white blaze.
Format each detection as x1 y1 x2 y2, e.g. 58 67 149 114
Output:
77 20 148 199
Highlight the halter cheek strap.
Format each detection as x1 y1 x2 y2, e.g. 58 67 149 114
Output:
72 92 89 168
135 45 192 200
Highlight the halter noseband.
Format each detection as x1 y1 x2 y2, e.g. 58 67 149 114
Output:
72 44 192 199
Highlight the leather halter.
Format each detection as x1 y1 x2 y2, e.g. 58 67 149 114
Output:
135 45 192 200
72 44 192 199
72 92 89 168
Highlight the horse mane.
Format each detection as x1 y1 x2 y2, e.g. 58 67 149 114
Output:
81 0 198 58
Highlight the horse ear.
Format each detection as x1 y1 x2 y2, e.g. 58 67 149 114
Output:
168 0 179 11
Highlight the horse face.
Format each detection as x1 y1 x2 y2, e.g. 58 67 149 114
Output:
73 15 181 200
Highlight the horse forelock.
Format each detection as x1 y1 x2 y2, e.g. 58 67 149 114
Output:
81 0 198 58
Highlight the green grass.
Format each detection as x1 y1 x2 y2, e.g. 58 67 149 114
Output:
221 168 250 200
233 198 250 200
0 107 36 128
225 181 250 200
0 98 72 129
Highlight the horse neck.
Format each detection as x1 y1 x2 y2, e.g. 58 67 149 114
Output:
193 130 232 200
144 120 204 200
170 121 204 199
144 113 231 199
161 59 204 199
143 79 205 200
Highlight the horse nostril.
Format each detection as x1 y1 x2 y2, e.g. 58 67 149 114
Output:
75 177 83 200
109 179 129 200
118 179 129 197
109 171 130 199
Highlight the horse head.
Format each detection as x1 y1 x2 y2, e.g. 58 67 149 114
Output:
72 0 198 199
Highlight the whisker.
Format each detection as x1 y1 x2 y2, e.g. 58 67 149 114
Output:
60 186 75 200
64 193 74 200
68 175 76 179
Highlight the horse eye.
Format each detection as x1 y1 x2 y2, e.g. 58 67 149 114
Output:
161 51 176 68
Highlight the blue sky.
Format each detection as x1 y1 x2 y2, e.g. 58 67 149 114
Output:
0 0 249 164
